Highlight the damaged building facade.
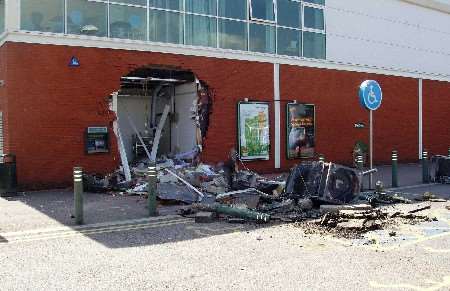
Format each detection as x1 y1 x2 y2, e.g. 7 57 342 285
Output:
0 0 449 188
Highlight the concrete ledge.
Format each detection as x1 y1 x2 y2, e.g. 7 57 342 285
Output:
402 0 450 14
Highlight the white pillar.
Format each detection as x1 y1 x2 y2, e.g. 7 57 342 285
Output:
418 78 423 159
5 0 20 32
274 63 281 169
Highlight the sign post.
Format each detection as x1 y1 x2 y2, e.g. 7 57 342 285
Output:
359 80 383 190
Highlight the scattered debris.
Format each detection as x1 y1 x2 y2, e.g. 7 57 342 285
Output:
195 211 218 223
83 148 441 239
319 204 372 214
430 155 450 184
193 203 271 223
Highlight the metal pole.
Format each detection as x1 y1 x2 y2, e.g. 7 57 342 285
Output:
448 146 450 158
391 150 398 188
73 167 84 225
369 110 373 189
422 149 429 184
147 163 158 216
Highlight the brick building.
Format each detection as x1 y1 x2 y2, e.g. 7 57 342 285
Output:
0 0 449 188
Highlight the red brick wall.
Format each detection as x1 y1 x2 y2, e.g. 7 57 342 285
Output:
4 42 275 188
2 42 446 189
0 45 9 154
423 80 450 156
280 66 419 168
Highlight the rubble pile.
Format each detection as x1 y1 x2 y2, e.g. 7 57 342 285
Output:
83 155 445 238
184 161 442 238
82 150 285 205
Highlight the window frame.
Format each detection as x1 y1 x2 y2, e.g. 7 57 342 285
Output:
249 0 276 24
16 0 327 60
301 1 326 33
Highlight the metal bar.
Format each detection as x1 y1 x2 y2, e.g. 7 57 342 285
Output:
362 168 378 176
369 110 373 189
125 112 152 159
164 168 204 200
150 105 170 162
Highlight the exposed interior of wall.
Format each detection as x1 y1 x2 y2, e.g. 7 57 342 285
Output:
112 66 212 164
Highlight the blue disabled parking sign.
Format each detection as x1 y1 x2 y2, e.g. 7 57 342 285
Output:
359 80 382 111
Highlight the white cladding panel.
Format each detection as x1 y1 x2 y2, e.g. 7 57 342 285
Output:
326 0 450 76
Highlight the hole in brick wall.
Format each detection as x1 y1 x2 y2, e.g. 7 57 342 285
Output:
110 66 212 164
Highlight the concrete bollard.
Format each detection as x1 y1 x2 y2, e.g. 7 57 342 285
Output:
147 163 158 216
391 150 398 188
422 150 429 184
73 167 84 225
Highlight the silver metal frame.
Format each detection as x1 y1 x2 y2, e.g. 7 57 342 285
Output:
16 0 326 59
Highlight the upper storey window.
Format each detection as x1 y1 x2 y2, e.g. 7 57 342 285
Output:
17 0 326 60
186 0 217 15
21 0 64 33
218 0 247 20
250 0 275 22
303 6 324 30
277 0 301 28
0 0 5 34
67 0 107 37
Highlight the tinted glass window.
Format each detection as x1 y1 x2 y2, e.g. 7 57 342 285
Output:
110 5 147 40
149 10 183 44
303 31 325 59
249 23 275 53
67 0 107 37
277 27 301 56
186 0 217 15
151 0 183 11
0 0 4 34
21 0 64 33
303 0 325 5
185 14 217 47
304 6 324 30
277 0 300 28
113 0 147 6
219 19 247 50
218 0 247 20
250 0 274 21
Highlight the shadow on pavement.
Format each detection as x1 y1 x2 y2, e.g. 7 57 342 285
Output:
1 162 448 249
0 190 266 248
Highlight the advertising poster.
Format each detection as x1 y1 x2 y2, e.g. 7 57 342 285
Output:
286 103 315 159
238 102 270 160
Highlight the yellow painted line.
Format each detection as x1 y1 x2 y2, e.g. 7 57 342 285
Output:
1 215 183 237
2 219 192 244
364 230 450 252
369 275 450 291
422 246 450 253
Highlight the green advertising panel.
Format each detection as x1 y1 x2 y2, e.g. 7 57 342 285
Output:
238 102 270 161
286 103 315 159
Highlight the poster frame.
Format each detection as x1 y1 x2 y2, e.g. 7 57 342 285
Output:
286 102 316 160
237 101 271 161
